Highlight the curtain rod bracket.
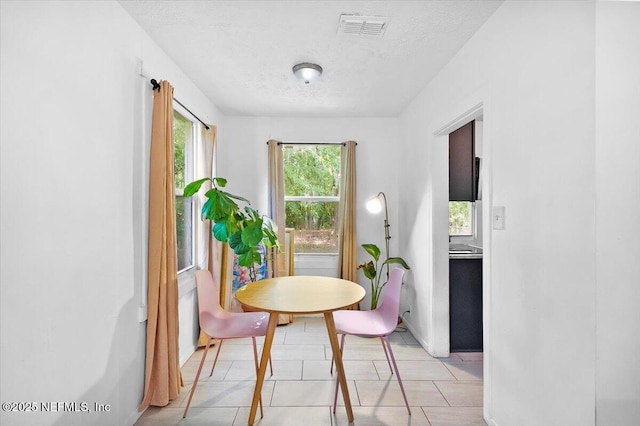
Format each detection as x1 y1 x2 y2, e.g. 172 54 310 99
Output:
149 78 210 130
150 78 161 92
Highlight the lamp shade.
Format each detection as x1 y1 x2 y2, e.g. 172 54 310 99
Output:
292 63 322 84
366 196 383 214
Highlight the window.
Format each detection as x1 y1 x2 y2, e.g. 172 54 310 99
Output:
284 145 341 254
449 201 474 236
173 109 195 271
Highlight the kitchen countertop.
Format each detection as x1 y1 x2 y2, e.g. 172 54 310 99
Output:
449 244 483 259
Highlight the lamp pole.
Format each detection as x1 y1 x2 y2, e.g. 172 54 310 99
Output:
377 192 391 279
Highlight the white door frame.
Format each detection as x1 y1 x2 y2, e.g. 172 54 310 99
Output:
434 101 493 424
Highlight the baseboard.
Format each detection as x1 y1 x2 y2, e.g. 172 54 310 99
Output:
181 343 197 366
484 414 497 426
126 408 144 426
403 319 442 357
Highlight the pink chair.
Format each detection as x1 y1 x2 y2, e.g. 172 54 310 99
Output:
331 268 411 415
183 270 273 418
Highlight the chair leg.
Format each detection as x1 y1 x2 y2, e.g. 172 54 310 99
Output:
380 336 393 374
209 339 224 377
382 336 411 415
183 338 212 418
251 337 264 419
269 354 273 377
332 334 346 413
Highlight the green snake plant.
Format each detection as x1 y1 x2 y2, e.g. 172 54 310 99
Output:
357 243 410 310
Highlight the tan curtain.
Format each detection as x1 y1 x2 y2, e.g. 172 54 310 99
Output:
205 127 223 280
267 140 292 324
197 125 223 347
267 139 286 277
139 80 183 411
337 141 358 282
196 125 217 271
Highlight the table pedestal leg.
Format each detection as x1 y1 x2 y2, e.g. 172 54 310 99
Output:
324 312 354 423
247 313 279 425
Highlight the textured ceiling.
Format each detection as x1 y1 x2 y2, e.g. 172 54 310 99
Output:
119 1 503 117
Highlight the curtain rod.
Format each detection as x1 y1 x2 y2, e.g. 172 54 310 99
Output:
150 79 210 130
268 141 357 146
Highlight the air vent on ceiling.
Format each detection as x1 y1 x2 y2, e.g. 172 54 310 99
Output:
338 14 390 38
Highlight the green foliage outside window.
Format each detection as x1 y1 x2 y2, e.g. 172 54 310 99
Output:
449 201 473 236
284 145 340 196
174 111 192 270
283 145 341 253
173 112 190 189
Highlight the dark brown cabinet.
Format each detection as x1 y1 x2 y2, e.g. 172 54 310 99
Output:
449 121 478 201
449 258 483 352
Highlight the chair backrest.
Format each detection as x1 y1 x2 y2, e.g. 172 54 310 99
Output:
195 269 225 320
377 268 405 335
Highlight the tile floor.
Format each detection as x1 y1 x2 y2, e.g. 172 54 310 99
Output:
135 315 484 425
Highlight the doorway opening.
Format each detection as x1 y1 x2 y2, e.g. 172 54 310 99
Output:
434 102 489 357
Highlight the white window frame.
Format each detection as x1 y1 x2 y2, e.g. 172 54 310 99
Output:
285 195 340 203
283 144 341 256
449 200 477 240
283 197 341 255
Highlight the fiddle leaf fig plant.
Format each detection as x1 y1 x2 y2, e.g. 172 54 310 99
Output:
184 177 279 281
357 243 410 309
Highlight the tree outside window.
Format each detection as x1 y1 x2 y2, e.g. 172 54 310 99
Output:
173 110 194 271
449 201 473 236
284 145 341 254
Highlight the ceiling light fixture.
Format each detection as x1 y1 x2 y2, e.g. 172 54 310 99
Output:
292 63 323 84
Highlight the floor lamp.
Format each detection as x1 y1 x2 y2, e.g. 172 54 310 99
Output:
366 191 390 278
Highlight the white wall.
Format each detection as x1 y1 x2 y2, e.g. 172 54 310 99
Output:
595 2 640 425
217 116 401 307
399 1 602 425
0 2 222 425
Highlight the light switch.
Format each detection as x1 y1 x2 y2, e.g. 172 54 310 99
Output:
493 206 506 230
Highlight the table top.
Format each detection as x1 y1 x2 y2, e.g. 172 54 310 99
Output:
235 276 365 314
